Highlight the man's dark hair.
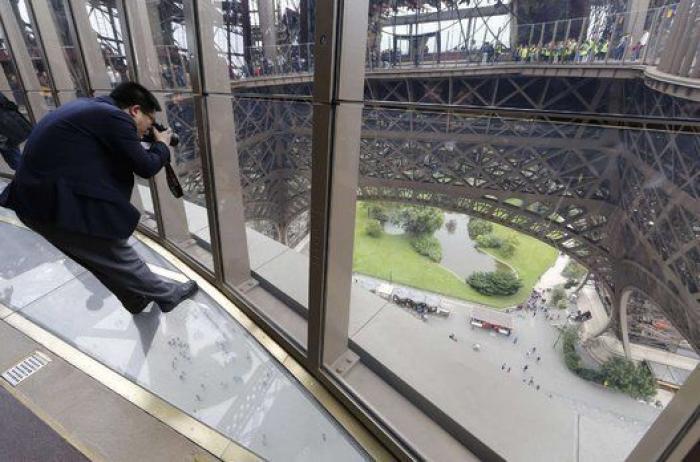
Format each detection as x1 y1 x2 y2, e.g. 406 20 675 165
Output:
109 82 161 113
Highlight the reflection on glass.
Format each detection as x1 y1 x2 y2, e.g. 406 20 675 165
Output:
163 93 214 270
0 19 28 176
0 21 25 108
85 0 129 86
8 0 55 108
147 0 193 90
334 104 698 460
133 176 157 232
47 0 90 96
233 96 311 348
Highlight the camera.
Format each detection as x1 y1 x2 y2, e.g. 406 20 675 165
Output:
142 122 179 147
141 122 183 198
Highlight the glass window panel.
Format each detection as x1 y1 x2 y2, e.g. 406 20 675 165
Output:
133 176 158 232
85 0 130 86
328 97 700 460
0 19 31 176
230 95 310 350
0 19 25 106
46 0 90 96
145 0 194 91
7 0 55 109
163 92 214 270
204 0 316 351
317 2 700 458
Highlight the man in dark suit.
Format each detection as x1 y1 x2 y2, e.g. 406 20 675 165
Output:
0 82 198 314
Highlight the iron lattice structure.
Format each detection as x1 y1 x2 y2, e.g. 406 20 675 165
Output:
249 74 700 118
170 72 700 351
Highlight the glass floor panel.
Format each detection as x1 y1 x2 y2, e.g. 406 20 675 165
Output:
0 220 368 461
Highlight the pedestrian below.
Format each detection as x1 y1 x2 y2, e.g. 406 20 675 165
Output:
528 377 534 386
523 364 529 372
513 336 518 345
526 350 531 357
507 367 511 373
0 82 198 314
532 346 537 353
536 385 540 391
537 356 541 362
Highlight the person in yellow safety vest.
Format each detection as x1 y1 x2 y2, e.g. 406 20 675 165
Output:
566 39 577 62
519 45 528 62
555 41 565 63
495 42 504 62
578 40 590 62
596 39 608 60
528 45 536 62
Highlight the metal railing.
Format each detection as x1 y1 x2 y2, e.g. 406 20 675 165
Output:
222 3 697 82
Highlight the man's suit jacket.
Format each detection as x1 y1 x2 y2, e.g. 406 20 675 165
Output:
0 96 170 239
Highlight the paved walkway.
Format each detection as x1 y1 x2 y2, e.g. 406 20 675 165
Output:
350 262 661 461
353 251 667 461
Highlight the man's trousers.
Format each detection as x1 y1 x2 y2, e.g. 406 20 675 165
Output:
21 218 179 313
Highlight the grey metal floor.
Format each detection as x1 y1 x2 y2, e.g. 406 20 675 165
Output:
0 187 367 461
0 386 88 462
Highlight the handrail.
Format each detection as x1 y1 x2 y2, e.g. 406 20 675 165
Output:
221 2 698 84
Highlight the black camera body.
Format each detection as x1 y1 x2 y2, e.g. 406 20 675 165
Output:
142 122 179 147
141 122 183 198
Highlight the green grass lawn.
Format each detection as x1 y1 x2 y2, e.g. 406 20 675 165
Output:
352 203 558 308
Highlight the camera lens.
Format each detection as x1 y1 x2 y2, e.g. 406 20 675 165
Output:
146 123 179 147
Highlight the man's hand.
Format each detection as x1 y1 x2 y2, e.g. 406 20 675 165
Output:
152 125 173 146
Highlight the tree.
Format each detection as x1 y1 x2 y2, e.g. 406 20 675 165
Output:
600 357 656 401
556 298 568 310
366 203 390 224
562 260 587 282
365 219 383 238
468 218 493 239
467 271 523 296
411 234 442 262
397 206 444 236
550 285 567 307
475 233 503 249
498 233 519 258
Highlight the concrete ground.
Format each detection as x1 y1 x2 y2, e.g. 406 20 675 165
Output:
351 254 662 462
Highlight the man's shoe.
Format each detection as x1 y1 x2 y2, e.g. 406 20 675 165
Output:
159 280 199 313
124 297 151 315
